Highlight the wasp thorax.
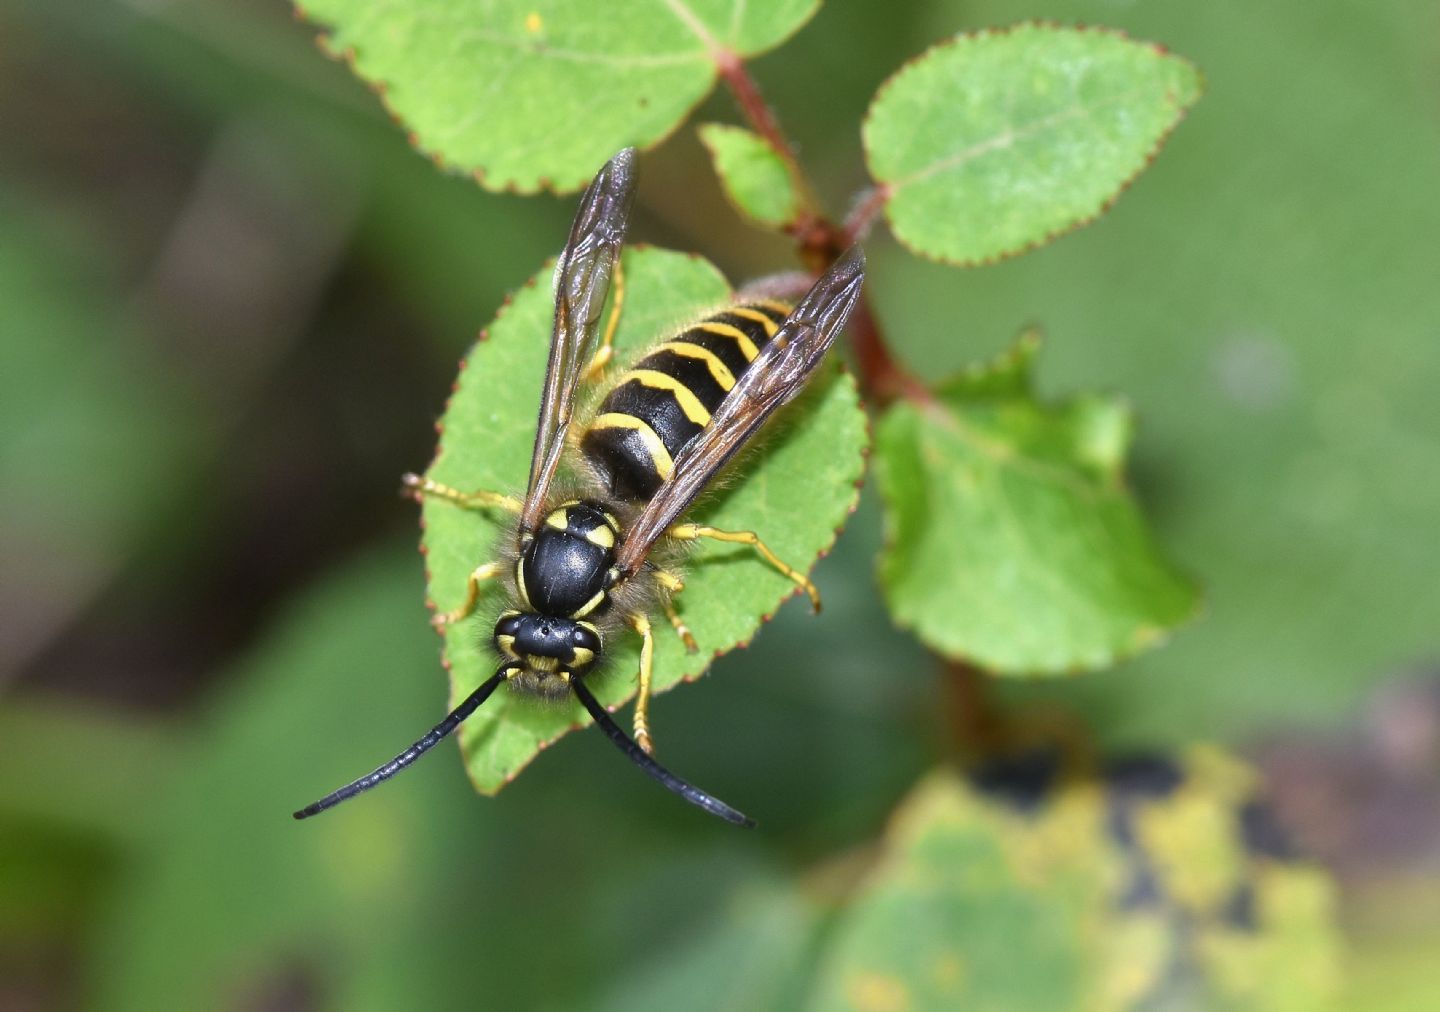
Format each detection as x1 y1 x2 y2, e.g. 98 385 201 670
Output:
515 500 618 619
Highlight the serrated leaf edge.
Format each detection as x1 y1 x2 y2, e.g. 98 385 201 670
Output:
295 1 823 194
861 21 1205 268
417 248 870 792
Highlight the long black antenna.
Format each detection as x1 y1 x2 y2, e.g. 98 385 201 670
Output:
293 668 509 820
570 678 755 828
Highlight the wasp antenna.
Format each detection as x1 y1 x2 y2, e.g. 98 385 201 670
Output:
569 678 756 828
293 667 510 820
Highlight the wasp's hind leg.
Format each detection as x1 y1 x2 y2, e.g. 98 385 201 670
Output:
581 254 626 382
403 474 523 514
654 570 698 653
667 524 821 612
434 560 504 630
626 612 657 754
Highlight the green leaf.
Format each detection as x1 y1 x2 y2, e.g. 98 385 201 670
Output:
807 772 1116 1010
809 751 1342 1010
595 878 822 1012
422 246 867 793
873 331 1199 674
298 0 820 192
88 547 461 1011
697 123 802 230
864 23 1202 265
1108 746 1344 1010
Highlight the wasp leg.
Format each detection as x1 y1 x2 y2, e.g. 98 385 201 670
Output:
403 474 522 514
434 561 504 629
667 524 822 613
627 612 656 755
654 570 698 653
581 254 626 382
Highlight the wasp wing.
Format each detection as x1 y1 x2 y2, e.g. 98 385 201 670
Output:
522 148 637 534
614 246 866 575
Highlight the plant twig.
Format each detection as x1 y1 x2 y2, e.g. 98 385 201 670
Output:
844 186 892 244
715 52 923 408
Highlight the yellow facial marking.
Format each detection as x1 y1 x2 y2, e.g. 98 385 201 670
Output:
623 368 712 424
590 413 675 478
528 655 558 672
572 647 594 667
653 341 736 390
696 321 759 361
545 509 569 531
496 634 517 658
728 305 782 337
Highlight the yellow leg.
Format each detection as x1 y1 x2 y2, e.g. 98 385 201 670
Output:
667 524 821 612
403 473 522 514
582 255 626 381
434 561 504 629
654 570 698 652
628 612 656 754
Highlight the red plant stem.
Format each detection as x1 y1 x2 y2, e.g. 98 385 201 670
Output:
714 50 802 177
852 297 930 406
944 661 1006 761
844 186 892 245
715 51 924 407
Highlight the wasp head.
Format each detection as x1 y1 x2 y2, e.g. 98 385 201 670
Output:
493 611 601 699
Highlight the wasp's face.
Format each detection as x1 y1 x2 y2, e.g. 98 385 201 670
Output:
493 611 602 698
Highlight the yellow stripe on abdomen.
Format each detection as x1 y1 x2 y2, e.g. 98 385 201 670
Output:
694 321 760 361
650 341 736 391
618 369 713 425
588 413 675 480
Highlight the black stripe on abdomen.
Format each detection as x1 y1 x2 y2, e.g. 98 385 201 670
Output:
580 302 794 502
602 379 706 455
580 423 668 500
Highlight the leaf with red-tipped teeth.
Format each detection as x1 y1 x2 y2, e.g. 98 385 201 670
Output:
420 246 867 793
297 0 820 193
864 24 1202 266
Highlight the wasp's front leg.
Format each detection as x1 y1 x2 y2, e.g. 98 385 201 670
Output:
433 561 504 629
403 474 522 514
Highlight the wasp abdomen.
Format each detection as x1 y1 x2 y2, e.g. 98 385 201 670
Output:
581 302 790 501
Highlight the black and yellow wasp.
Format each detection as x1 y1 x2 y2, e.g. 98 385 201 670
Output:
294 149 864 827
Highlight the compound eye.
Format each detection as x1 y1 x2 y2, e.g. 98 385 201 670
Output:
495 612 524 636
572 625 600 652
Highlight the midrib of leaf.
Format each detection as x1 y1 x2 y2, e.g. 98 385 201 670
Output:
449 27 704 67
660 0 722 55
917 399 1120 500
891 85 1175 189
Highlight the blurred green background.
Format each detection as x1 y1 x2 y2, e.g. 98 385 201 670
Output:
2 0 1437 1008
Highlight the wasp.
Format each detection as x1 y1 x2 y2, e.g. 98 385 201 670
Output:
294 149 864 827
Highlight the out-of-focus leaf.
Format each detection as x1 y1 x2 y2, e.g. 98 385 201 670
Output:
421 246 867 793
807 772 1116 1010
698 123 802 230
873 331 1199 674
864 23 1202 265
1106 746 1343 1009
809 748 1342 1009
87 548 453 1010
593 879 821 1012
297 0 820 192
881 0 1440 746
